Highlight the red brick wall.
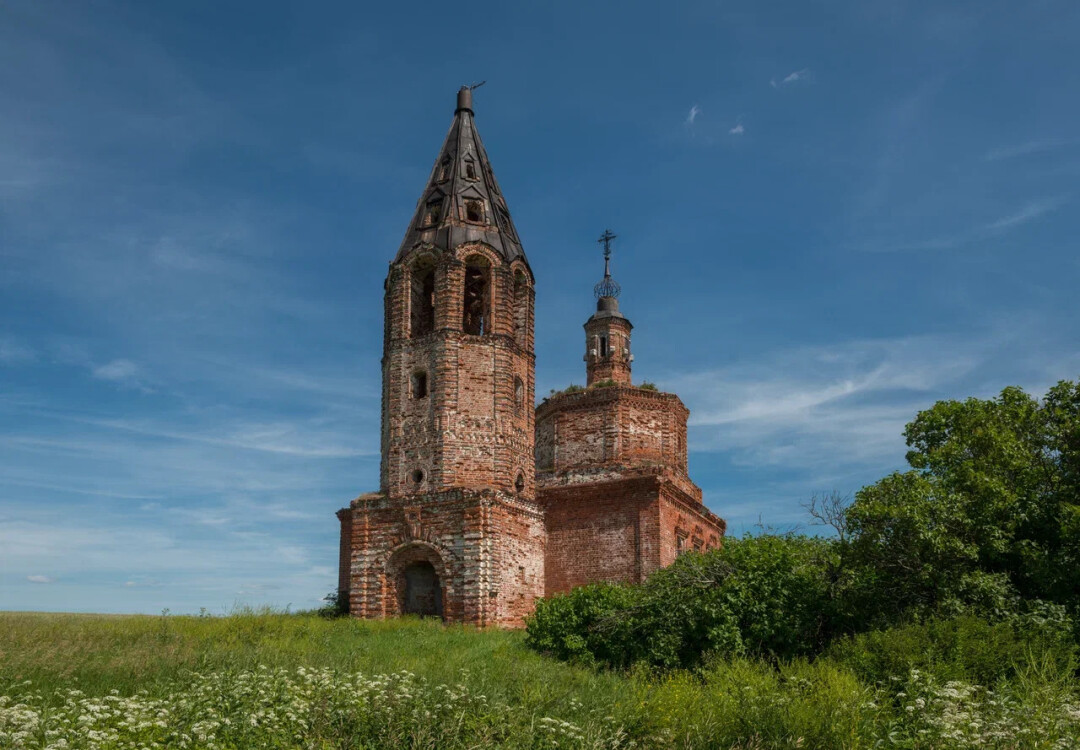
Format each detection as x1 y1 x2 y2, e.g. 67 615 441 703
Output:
657 483 726 568
538 470 725 595
585 316 633 386
336 508 352 603
539 477 652 593
535 387 690 476
342 489 544 627
381 245 535 501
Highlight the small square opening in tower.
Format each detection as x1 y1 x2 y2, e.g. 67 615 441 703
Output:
465 162 477 180
411 371 428 399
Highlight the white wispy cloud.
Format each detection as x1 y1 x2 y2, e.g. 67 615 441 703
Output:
771 68 812 88
983 138 1076 161
729 122 745 136
0 336 36 364
686 104 701 126
93 359 140 382
983 196 1068 232
27 575 54 584
664 328 1037 472
869 195 1070 252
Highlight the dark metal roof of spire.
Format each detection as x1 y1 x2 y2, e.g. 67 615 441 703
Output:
395 87 528 267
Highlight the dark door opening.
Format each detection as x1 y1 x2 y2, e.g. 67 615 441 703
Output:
402 561 443 618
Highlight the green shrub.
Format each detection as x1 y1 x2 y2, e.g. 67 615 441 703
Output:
638 382 658 391
316 589 349 618
527 536 839 670
591 379 617 388
547 384 585 398
828 612 1077 687
524 583 639 666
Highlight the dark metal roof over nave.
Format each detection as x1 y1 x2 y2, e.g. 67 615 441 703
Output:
395 87 528 268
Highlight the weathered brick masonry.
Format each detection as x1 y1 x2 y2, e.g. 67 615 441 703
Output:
336 89 725 626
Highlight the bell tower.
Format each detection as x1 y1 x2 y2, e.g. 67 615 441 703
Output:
380 85 536 500
584 230 633 386
339 87 544 627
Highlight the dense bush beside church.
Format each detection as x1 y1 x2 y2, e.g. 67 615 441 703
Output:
526 379 1080 672
526 535 837 669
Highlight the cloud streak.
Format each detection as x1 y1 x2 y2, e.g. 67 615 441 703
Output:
860 193 1070 253
771 68 812 88
983 139 1076 161
983 197 1068 232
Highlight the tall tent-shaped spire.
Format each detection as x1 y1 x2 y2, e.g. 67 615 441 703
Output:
396 86 528 266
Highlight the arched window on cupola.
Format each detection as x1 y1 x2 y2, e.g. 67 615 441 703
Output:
410 259 436 337
462 255 491 335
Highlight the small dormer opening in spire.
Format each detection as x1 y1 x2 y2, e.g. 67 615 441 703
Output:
422 197 442 227
464 199 484 223
465 162 477 180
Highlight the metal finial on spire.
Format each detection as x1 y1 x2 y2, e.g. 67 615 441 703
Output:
456 81 487 112
593 229 622 299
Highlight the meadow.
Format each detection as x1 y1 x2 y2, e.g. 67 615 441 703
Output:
2 610 1078 749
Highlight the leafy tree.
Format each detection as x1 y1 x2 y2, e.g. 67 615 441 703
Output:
844 380 1080 624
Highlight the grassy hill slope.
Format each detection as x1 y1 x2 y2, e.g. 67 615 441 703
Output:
1 611 1076 749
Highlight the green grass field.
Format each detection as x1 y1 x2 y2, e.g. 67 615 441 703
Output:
2 611 1077 749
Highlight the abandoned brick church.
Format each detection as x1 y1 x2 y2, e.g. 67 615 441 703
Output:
335 88 726 626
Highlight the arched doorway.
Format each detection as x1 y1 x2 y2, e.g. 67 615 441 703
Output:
402 561 442 617
386 542 447 620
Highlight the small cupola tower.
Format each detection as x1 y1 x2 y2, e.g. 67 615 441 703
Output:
584 230 633 386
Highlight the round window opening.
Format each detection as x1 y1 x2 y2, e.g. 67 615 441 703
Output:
514 472 525 493
411 469 425 484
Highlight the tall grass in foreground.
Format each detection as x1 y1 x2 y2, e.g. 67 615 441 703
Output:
2 612 1079 749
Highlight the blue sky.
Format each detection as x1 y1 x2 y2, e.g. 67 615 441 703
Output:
2 0 1078 614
